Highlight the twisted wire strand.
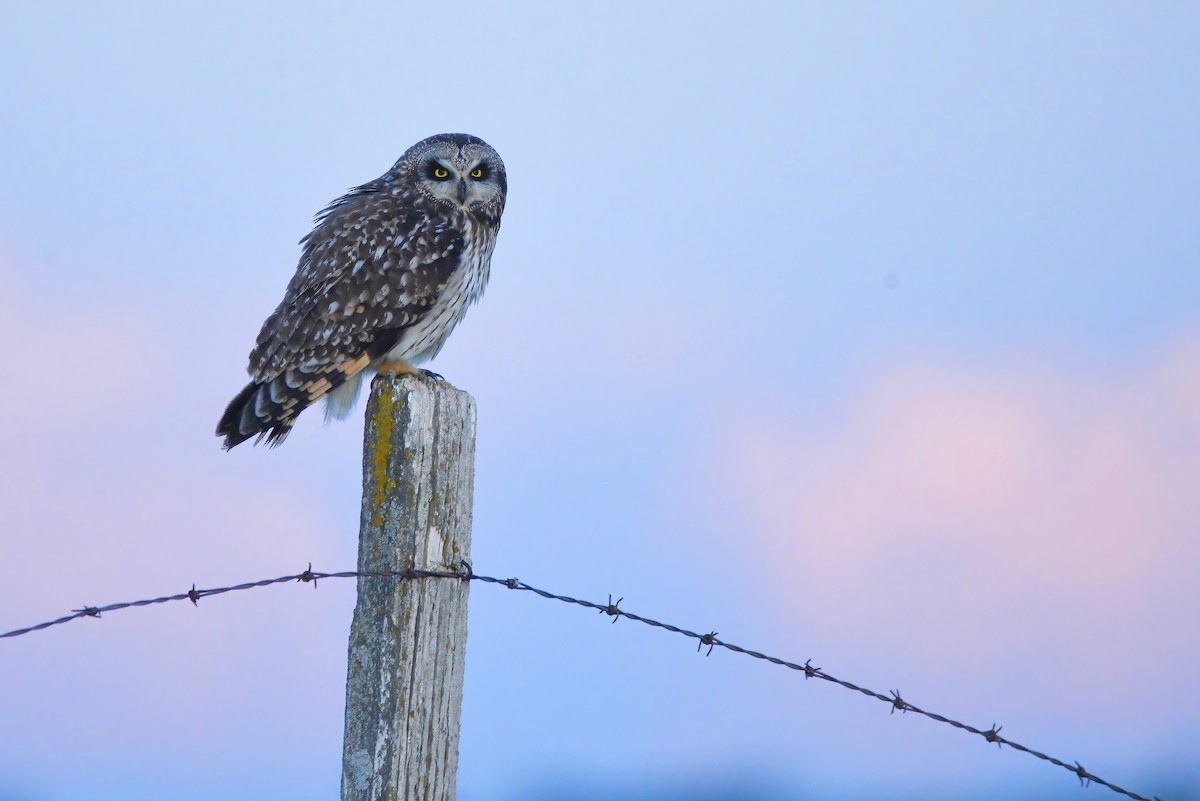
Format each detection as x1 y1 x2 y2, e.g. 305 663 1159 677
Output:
0 565 1162 801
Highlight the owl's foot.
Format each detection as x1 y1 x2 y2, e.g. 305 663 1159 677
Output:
375 358 416 378
375 358 443 382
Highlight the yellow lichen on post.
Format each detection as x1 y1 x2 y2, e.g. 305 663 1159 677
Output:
368 385 397 529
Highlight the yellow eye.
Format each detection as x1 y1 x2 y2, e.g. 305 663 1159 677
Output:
470 168 484 179
433 166 449 179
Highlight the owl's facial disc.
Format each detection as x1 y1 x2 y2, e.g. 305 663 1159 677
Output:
415 142 505 210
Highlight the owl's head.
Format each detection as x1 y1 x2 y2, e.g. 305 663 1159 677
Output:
394 133 506 214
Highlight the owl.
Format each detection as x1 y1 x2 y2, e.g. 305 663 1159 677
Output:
216 133 506 449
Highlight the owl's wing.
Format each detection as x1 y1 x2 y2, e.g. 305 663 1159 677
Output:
252 190 462 379
216 190 461 448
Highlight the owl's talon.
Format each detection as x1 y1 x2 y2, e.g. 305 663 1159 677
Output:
420 369 445 381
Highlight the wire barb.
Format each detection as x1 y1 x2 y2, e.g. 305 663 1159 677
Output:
601 595 623 623
0 564 1162 801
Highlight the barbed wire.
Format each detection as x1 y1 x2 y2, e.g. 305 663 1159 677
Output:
1 563 1162 801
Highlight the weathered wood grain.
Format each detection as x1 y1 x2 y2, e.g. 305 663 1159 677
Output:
342 374 476 801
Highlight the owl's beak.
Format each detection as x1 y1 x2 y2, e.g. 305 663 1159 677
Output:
457 179 467 204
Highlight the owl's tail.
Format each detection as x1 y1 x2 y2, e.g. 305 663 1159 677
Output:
216 353 371 450
216 379 300 450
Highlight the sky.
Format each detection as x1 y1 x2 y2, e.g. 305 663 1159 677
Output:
1 2 1198 800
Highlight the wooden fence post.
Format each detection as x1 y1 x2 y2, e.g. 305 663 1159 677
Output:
341 374 476 801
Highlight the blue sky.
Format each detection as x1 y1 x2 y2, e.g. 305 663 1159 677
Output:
1 3 1197 800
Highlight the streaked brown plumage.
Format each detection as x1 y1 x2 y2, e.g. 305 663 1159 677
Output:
217 133 506 449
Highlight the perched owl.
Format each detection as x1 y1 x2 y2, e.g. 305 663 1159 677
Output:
217 133 506 449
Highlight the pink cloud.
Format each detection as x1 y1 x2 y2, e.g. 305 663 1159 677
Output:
717 338 1200 723
0 261 351 765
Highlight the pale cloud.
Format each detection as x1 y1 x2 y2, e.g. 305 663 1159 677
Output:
0 276 153 436
718 338 1200 718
